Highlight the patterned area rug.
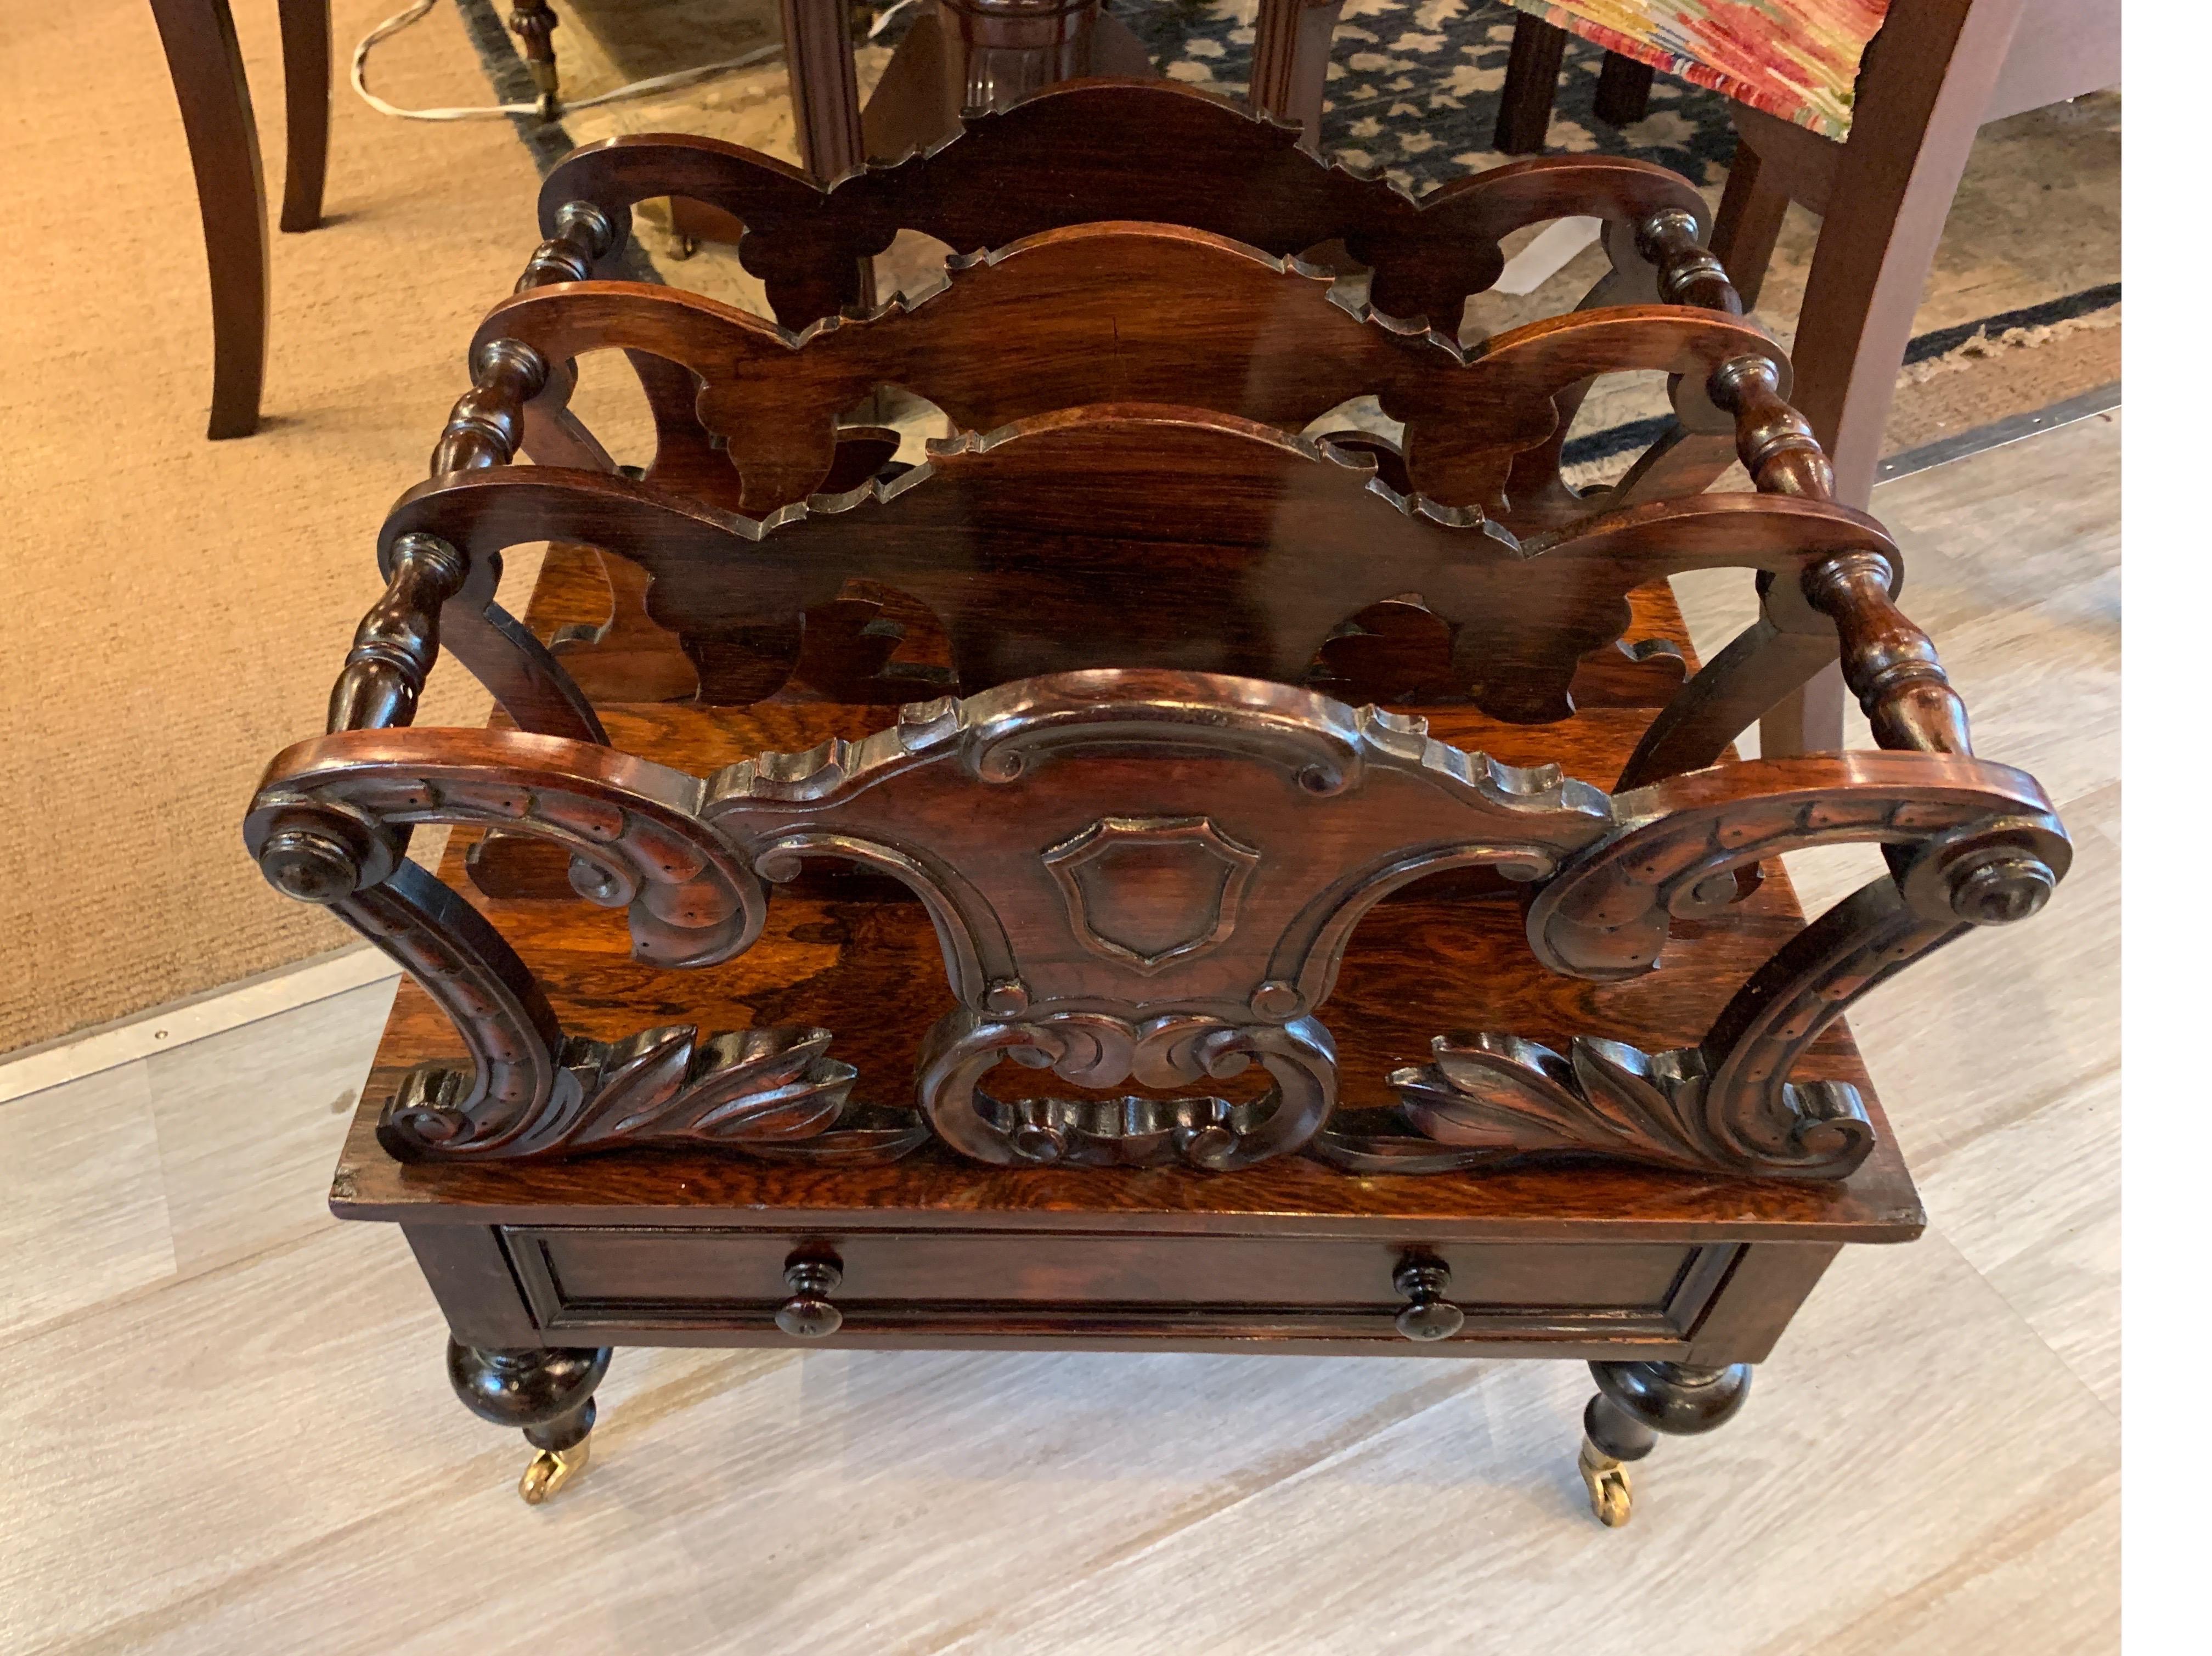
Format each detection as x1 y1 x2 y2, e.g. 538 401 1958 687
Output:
984 0 1742 190
452 0 2115 472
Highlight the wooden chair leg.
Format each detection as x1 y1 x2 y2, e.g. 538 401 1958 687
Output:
509 0 560 117
1250 0 1347 148
276 0 330 233
1787 0 2025 509
149 0 268 441
1593 50 1654 127
1710 131 1791 311
1758 0 2028 756
1494 12 1566 154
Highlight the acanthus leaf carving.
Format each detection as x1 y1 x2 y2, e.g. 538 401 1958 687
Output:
382 1023 926 1164
1374 1030 1864 1179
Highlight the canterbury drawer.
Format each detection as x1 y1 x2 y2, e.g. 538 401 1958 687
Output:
500 1226 1743 1344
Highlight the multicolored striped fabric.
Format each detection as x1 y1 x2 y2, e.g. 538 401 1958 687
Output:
1508 1 1891 138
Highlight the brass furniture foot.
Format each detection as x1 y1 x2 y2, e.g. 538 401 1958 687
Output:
519 1436 591 1504
1578 1439 1633 1527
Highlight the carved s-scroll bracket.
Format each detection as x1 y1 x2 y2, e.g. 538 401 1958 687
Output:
1317 808 2067 1183
248 729 766 968
1331 772 2071 1182
1526 757 2060 984
245 736 929 1165
242 730 886 1163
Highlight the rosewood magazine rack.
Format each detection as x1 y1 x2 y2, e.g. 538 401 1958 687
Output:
244 83 2067 1525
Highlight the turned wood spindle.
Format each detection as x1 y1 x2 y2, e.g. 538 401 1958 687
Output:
1801 551 1973 757
1708 356 1835 499
516 200 616 292
326 533 469 733
431 339 550 474
1634 209 1742 315
429 203 615 476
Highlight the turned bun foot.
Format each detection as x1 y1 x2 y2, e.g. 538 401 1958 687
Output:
447 1339 612 1505
1576 1359 1752 1528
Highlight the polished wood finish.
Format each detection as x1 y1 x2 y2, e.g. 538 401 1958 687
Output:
523 91 1724 699
260 683 2045 1181
384 414 1895 741
150 0 332 438
540 82 1712 330
482 225 1778 519
244 128 2070 1518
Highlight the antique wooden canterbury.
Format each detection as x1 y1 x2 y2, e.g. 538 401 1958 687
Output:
244 83 2067 1525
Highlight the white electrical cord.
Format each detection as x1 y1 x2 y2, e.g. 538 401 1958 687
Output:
350 0 791 121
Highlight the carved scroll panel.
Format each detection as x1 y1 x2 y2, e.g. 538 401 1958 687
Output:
249 675 2067 1181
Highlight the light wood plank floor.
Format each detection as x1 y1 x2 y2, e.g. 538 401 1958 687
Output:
0 414 2119 1655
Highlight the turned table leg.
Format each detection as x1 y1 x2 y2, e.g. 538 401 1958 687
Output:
509 0 561 118
447 1339 612 1505
149 0 269 440
1577 1359 1752 1527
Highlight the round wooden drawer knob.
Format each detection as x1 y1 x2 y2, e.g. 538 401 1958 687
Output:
1392 1255 1465 1342
776 1255 844 1338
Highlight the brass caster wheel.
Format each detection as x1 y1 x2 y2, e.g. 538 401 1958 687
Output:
534 92 560 122
670 235 699 261
1578 1441 1632 1528
518 1437 589 1505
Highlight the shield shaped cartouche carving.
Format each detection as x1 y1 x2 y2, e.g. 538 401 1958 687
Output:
1040 816 1261 975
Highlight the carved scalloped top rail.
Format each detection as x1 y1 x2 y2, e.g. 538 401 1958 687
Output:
536 80 1712 330
481 222 1785 523
249 670 2067 1180
387 407 1901 764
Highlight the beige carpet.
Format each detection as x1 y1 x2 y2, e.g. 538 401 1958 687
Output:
0 2 2118 1055
1 1 573 1053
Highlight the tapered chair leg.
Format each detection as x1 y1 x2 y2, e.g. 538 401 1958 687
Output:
1576 1360 1752 1527
276 0 329 232
1711 134 1792 311
149 0 269 440
447 1340 613 1505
